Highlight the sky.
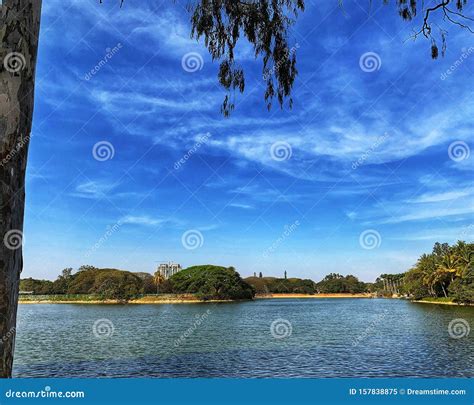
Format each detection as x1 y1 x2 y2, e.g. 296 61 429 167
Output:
24 0 474 282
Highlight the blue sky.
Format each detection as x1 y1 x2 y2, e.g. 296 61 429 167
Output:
24 0 473 281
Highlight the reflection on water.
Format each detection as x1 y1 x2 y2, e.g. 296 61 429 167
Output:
13 299 474 377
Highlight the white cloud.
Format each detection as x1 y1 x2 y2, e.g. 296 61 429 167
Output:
72 181 114 199
119 215 166 226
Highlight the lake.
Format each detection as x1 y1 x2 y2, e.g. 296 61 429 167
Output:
13 299 474 378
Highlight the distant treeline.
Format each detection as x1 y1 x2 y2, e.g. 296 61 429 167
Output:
20 265 254 301
244 274 367 294
20 241 473 303
21 266 370 301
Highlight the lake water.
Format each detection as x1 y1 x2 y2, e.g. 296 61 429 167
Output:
13 299 474 378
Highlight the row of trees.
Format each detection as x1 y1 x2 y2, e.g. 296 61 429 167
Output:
244 276 318 294
315 273 367 294
20 265 255 301
21 267 372 299
400 241 473 303
21 241 473 302
20 266 145 301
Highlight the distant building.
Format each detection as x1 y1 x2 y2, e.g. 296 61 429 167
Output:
157 262 182 279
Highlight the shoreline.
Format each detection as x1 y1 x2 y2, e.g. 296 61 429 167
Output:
19 294 474 306
19 293 374 305
255 293 373 299
412 299 474 307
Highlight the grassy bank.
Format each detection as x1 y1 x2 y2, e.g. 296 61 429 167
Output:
19 294 241 304
412 297 474 306
255 293 374 299
19 293 376 304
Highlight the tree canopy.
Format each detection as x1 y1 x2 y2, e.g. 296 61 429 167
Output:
103 0 473 116
315 273 368 294
168 265 255 300
374 241 474 303
245 276 317 294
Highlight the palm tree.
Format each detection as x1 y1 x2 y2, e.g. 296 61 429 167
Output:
153 272 165 294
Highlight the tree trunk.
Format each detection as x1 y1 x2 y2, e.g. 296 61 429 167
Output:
0 0 42 378
441 283 447 298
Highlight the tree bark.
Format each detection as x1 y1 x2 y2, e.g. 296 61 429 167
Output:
0 0 42 378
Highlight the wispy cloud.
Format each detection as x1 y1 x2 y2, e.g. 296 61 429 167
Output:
71 181 114 199
119 215 168 227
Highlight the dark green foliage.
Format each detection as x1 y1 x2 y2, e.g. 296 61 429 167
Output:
68 268 144 300
189 0 304 115
52 268 74 294
449 278 474 303
245 276 317 294
400 268 430 299
102 0 471 116
134 272 156 294
19 278 54 295
316 273 367 294
392 0 470 59
169 265 255 300
377 241 474 303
